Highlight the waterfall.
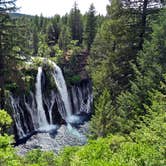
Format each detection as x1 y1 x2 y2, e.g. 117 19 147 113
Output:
71 86 79 114
70 83 93 114
10 59 93 140
10 96 26 138
51 62 72 119
47 91 56 124
35 67 49 128
24 92 37 130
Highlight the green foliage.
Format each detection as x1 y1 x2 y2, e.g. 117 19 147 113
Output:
71 137 113 165
0 110 21 166
23 149 57 166
67 75 81 84
116 8 166 132
0 135 22 166
69 2 83 45
5 83 18 92
0 105 165 166
46 15 61 46
84 4 97 51
90 89 115 138
88 0 138 99
37 34 51 57
0 1 166 166
88 59 109 96
52 45 63 62
0 109 12 134
55 90 166 165
22 75 35 93
58 39 84 85
56 146 80 166
56 118 166 166
58 25 71 51
0 0 22 108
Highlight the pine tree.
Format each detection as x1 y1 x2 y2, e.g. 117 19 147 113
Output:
116 8 166 133
90 89 115 138
84 4 97 51
88 0 166 136
58 25 71 51
32 26 39 56
0 0 17 109
69 2 83 45
37 33 51 57
46 15 61 46
121 0 165 50
88 0 138 98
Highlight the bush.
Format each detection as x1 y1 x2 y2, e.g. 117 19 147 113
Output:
0 109 12 134
23 149 57 166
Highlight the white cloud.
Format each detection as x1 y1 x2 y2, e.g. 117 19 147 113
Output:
16 0 109 17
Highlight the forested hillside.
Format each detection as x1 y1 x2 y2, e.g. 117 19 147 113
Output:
0 0 166 165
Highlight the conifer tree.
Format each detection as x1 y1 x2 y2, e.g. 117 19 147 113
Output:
121 0 165 50
69 2 83 45
58 25 71 51
116 8 166 133
88 0 138 98
84 4 97 51
32 26 39 56
0 0 17 108
46 15 61 46
90 89 114 138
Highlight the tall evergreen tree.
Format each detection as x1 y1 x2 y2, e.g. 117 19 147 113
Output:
46 15 61 46
121 0 165 50
58 25 71 51
32 25 39 56
69 2 83 45
84 4 97 51
0 0 17 108
116 8 166 133
90 89 114 138
88 0 138 98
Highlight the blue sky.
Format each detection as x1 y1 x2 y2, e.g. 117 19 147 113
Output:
16 0 110 17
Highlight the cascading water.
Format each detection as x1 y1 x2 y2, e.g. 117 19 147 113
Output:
44 90 56 124
35 67 49 128
50 62 85 137
10 96 26 138
24 92 38 130
51 62 72 119
10 59 93 141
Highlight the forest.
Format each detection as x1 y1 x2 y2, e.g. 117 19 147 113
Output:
0 0 166 165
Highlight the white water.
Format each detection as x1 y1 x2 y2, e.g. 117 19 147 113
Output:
48 91 56 124
10 96 26 138
24 92 38 130
51 62 72 119
35 67 49 128
11 59 93 140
